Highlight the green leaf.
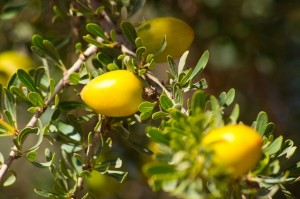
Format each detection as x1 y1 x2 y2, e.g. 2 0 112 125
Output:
138 69 147 76
95 6 105 14
147 58 156 69
83 35 104 47
57 101 86 110
144 162 175 176
173 83 183 104
3 170 16 187
34 188 58 197
279 139 297 159
140 111 152 120
229 104 240 124
189 50 209 80
147 127 169 145
10 86 27 100
135 37 143 48
4 89 16 122
73 153 84 165
86 23 108 41
179 68 192 86
17 69 37 92
106 170 128 183
110 29 117 41
42 39 62 63
57 121 81 143
120 21 137 46
191 90 207 112
31 153 56 168
4 110 15 127
34 67 48 88
265 136 283 156
17 127 39 148
255 111 268 136
49 78 55 97
131 139 153 154
152 111 169 120
167 55 177 78
107 63 119 71
136 46 146 61
27 150 37 162
32 34 44 50
69 72 80 85
224 88 235 106
28 92 44 107
138 101 156 112
127 0 146 17
32 35 62 65
264 122 275 136
160 94 173 111
122 56 135 72
97 52 113 67
178 51 189 74
155 35 167 57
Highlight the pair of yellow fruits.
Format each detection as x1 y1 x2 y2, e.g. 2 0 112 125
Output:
81 17 194 117
81 17 262 178
0 17 262 178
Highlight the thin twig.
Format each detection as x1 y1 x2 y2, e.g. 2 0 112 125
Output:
73 116 103 197
0 43 99 183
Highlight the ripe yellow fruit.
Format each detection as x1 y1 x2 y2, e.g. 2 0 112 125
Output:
0 51 34 85
202 125 262 177
80 70 144 117
137 17 194 63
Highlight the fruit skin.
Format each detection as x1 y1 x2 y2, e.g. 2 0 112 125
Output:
0 51 34 85
202 124 263 177
85 170 119 196
80 70 144 117
137 17 194 63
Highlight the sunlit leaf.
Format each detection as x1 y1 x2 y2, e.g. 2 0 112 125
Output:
28 92 44 107
265 136 283 156
86 23 108 41
160 94 173 111
3 170 16 187
69 72 80 85
189 50 209 80
138 101 156 112
106 170 128 183
178 51 189 74
255 111 268 136
152 111 169 120
167 55 177 78
17 69 37 92
147 127 169 145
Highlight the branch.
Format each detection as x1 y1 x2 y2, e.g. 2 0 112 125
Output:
0 43 99 183
73 116 104 197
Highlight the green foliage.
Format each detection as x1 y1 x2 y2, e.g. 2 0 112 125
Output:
0 1 299 199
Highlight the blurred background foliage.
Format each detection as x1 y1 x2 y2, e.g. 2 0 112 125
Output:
0 0 300 198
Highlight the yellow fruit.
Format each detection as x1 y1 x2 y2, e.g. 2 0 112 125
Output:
80 70 144 117
137 17 194 63
85 170 119 196
0 51 34 85
202 125 262 177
